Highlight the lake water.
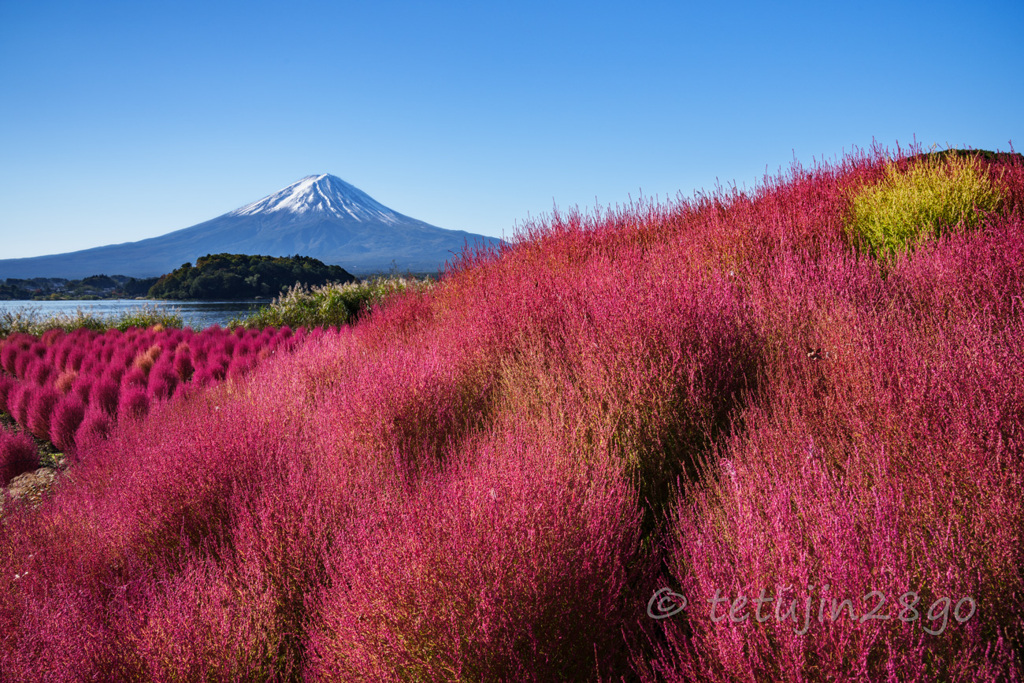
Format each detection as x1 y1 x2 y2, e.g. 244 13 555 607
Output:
0 299 270 330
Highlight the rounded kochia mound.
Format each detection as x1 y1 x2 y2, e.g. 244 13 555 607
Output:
845 150 1006 257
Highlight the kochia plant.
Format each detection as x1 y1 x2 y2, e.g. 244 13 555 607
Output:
0 428 37 484
847 152 1004 257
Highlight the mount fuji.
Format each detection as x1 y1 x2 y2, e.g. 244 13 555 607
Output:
0 175 503 279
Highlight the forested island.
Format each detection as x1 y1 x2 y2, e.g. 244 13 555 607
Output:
147 253 357 300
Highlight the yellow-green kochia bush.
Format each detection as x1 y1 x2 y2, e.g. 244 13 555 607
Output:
847 153 1004 258
230 276 433 329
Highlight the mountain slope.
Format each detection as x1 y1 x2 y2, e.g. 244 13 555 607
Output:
0 175 502 279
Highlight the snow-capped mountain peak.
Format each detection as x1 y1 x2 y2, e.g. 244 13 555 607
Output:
230 174 399 223
0 172 505 279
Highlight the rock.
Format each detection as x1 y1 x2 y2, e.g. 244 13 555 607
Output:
4 467 58 508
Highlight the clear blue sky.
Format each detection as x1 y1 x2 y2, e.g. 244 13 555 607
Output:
1 0 1021 259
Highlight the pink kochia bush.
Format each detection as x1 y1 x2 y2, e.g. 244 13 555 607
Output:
50 395 86 452
74 408 112 450
87 377 120 417
0 373 15 412
0 427 37 484
0 146 1023 680
26 386 60 441
117 386 150 421
8 383 32 427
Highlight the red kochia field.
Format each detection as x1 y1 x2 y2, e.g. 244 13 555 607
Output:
1 146 1023 681
0 324 302 470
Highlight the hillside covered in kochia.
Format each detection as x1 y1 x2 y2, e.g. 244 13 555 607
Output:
147 253 357 300
1 146 1023 681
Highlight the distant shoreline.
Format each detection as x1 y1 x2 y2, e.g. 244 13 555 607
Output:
0 296 276 303
0 299 271 332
